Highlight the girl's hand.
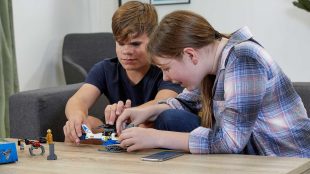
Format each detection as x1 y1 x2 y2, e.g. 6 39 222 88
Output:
116 107 154 134
118 127 160 152
116 104 169 134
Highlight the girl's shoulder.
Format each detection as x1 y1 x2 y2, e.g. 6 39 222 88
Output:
232 40 264 58
225 40 268 66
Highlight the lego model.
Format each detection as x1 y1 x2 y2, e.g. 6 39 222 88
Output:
80 124 132 152
46 129 57 160
18 138 46 156
80 124 119 146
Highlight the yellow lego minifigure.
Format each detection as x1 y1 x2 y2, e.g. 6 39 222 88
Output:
46 129 53 144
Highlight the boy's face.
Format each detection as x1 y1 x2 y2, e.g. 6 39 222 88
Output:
116 33 150 72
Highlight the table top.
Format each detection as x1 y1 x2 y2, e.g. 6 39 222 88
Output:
1 139 310 174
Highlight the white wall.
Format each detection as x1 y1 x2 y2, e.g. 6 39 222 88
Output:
153 0 310 82
13 0 310 91
12 0 116 91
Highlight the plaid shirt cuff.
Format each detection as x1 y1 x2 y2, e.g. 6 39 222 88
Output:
189 126 211 154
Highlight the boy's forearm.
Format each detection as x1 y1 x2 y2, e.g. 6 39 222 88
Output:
138 89 178 108
65 97 88 120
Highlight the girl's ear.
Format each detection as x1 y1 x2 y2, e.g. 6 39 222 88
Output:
183 47 198 65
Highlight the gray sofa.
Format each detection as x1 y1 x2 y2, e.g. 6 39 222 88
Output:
9 83 109 141
9 82 310 142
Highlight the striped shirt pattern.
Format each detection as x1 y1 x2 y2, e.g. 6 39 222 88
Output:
166 27 310 158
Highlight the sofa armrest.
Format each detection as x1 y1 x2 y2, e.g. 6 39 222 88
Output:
9 83 110 142
293 82 310 116
9 83 82 141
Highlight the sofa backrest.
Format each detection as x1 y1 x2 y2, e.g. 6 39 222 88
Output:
62 32 116 84
293 82 310 117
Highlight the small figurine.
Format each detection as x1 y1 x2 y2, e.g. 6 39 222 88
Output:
46 129 53 144
18 138 46 156
18 139 25 150
46 129 57 160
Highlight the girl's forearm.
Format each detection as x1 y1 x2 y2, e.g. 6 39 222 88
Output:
156 130 190 152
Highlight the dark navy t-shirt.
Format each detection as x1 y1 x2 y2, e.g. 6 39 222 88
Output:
85 57 183 106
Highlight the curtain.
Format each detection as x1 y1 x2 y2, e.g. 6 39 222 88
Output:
0 0 19 138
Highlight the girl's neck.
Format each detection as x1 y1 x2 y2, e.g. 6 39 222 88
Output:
210 38 228 75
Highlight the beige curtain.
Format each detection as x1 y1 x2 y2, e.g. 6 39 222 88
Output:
0 0 19 138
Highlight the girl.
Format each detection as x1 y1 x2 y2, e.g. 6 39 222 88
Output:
116 10 310 158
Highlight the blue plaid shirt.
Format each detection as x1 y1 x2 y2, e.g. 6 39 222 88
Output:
166 27 310 158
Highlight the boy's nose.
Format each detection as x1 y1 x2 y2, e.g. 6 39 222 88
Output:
121 45 133 55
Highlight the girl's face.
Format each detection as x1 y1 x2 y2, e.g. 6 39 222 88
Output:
155 52 207 91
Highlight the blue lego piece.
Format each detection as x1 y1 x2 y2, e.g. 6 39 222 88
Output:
0 139 18 164
102 139 119 146
79 133 86 141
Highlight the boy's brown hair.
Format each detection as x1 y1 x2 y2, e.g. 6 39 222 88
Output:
112 1 158 43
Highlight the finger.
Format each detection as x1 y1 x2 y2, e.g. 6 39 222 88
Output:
116 101 124 115
104 105 112 124
109 103 117 125
63 123 68 138
125 99 131 109
116 110 130 135
126 144 139 152
68 121 78 142
69 121 80 143
65 122 73 141
75 121 82 137
65 124 75 143
120 137 135 148
118 129 131 141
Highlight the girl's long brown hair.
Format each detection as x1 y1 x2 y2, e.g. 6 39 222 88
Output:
148 10 225 128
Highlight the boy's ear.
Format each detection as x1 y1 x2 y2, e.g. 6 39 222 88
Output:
183 47 198 65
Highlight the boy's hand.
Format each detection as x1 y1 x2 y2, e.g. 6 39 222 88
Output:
105 99 131 125
63 115 85 144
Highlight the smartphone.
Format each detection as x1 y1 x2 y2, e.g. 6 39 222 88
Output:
141 151 184 162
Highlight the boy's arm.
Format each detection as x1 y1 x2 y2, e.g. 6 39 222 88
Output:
138 89 178 107
64 83 101 143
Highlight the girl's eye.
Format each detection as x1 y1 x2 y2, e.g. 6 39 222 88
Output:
163 68 169 72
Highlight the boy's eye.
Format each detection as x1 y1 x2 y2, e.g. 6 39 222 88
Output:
131 42 141 47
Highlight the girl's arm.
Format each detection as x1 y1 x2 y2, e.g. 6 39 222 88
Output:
119 128 190 152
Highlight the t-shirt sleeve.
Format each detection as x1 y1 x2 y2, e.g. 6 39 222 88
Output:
157 80 184 94
85 61 107 94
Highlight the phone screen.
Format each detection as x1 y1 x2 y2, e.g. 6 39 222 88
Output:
141 151 184 162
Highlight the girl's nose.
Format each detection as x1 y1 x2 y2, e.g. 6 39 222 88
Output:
163 72 170 81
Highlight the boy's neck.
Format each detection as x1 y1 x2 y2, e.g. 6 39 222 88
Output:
126 64 150 85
